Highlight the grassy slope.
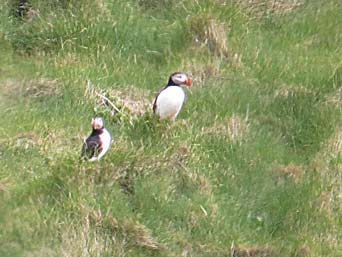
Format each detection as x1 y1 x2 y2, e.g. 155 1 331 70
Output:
0 0 342 256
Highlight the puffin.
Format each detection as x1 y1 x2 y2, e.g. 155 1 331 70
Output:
81 117 111 161
153 72 191 121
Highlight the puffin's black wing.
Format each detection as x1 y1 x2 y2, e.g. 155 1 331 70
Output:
152 94 158 113
81 137 100 160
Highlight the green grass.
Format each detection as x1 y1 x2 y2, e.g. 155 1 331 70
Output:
1 0 342 256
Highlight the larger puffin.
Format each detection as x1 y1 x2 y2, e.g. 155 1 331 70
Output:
153 72 191 121
81 117 111 161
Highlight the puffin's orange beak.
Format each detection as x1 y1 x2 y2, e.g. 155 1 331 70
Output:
185 79 191 87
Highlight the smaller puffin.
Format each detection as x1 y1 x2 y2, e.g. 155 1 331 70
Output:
153 72 191 121
81 117 111 162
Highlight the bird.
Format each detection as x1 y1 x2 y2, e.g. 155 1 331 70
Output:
153 72 191 121
81 117 111 161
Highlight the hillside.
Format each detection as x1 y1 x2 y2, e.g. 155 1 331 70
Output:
0 0 341 256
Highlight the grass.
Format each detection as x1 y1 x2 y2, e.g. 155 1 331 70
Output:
1 0 342 256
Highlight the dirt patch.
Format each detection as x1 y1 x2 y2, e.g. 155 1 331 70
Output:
271 163 303 184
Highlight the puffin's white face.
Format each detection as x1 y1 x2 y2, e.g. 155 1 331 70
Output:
92 117 104 130
171 73 191 86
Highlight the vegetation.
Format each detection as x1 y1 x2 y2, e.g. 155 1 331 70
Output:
0 0 341 256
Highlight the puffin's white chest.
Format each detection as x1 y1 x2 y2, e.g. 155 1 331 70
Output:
156 86 185 120
99 128 111 155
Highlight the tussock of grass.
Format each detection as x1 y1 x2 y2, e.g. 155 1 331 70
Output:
64 207 162 254
188 15 230 58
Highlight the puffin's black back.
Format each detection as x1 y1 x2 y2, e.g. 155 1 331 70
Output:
152 73 181 113
80 129 102 159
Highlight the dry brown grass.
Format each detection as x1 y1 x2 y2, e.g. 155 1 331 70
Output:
1 79 22 98
54 53 79 68
87 208 161 251
26 8 40 22
196 175 213 195
2 128 76 160
24 78 61 98
324 87 342 108
5 132 39 150
39 129 80 159
127 222 160 250
271 163 303 184
311 129 342 216
59 222 125 257
318 171 342 214
184 60 222 87
202 114 249 143
23 247 56 257
188 16 230 58
322 129 342 160
273 84 313 98
293 244 309 257
85 81 151 120
311 130 342 210
0 177 12 193
58 206 162 257
231 244 278 257
310 129 342 251
317 191 332 216
233 0 304 17
1 78 61 99
94 0 111 16
107 87 151 116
